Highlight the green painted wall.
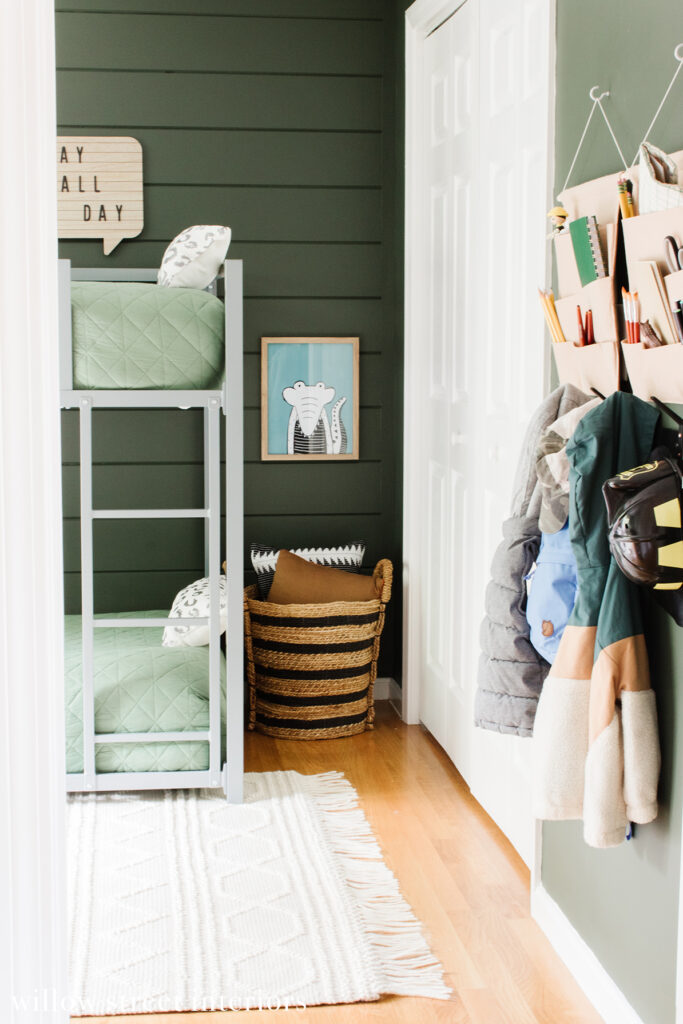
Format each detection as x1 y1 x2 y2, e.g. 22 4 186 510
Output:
543 4 683 1021
57 0 403 677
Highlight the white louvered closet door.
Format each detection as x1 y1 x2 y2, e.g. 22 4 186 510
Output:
417 0 551 865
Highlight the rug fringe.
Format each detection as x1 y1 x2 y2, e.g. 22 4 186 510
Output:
301 771 451 1001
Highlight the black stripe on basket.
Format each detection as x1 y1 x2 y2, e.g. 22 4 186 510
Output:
258 662 372 681
254 637 373 655
250 611 379 629
256 711 368 730
258 686 369 708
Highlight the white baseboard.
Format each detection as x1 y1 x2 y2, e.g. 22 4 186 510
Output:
374 677 401 704
531 883 644 1024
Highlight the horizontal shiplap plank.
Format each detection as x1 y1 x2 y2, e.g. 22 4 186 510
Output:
61 409 203 463
61 408 383 463
56 128 382 187
57 14 383 75
131 186 381 243
64 570 203 616
63 512 390 572
64 519 203 571
59 242 384 297
244 298 385 351
56 1 385 18
63 461 382 518
64 460 382 516
246 462 381 514
62 465 204 516
57 71 381 131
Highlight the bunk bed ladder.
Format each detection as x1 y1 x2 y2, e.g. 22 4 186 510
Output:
62 258 244 800
77 395 225 792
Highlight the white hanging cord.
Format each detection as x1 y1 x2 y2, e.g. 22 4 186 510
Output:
631 43 683 165
561 87 628 194
595 94 629 172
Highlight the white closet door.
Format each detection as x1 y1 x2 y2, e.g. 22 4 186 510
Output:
416 0 551 865
419 1 477 774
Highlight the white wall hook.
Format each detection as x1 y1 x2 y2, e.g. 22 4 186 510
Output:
632 45 683 164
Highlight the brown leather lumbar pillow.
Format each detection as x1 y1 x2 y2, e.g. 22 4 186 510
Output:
267 549 380 605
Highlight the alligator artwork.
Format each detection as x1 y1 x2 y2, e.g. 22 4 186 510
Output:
282 380 347 455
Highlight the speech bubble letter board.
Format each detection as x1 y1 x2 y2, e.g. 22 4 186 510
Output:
57 136 143 255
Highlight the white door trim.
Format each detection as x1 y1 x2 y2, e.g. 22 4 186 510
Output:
0 2 68 1021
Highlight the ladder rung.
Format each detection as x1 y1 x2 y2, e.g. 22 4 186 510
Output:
91 509 208 519
94 731 210 744
93 617 209 628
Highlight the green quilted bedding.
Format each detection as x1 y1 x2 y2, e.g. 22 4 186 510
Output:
65 611 226 774
71 281 225 389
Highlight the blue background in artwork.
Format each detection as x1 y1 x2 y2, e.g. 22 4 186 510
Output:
267 342 354 454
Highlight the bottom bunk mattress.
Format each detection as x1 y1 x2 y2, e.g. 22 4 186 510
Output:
65 611 226 775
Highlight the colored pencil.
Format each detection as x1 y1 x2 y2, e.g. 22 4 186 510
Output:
577 304 586 346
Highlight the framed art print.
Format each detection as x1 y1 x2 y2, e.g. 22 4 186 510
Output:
261 337 359 461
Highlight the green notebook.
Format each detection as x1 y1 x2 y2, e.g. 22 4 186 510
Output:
569 215 607 287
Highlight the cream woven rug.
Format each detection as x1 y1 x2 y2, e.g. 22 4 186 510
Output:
68 771 450 1015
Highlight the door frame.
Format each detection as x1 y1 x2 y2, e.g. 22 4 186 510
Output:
1 2 68 1021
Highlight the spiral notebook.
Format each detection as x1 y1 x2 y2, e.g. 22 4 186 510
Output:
569 215 607 287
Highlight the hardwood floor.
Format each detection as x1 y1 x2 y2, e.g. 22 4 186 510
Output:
78 703 602 1024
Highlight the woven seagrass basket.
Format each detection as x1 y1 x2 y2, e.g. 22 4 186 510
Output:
244 559 392 739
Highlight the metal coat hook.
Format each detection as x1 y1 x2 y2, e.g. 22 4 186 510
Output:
632 44 683 164
562 86 627 191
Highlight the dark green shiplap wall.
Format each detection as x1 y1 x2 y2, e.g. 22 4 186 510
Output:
56 0 402 676
543 3 683 1021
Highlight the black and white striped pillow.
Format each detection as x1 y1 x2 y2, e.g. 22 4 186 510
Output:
250 541 366 600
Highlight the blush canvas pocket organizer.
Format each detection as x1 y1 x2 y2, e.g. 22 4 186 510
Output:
621 342 683 403
552 339 621 397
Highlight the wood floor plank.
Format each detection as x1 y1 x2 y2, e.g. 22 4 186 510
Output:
74 704 602 1024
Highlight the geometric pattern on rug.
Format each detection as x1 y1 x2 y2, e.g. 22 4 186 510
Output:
68 771 450 1015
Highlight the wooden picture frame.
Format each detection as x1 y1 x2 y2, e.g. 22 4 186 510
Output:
261 337 360 462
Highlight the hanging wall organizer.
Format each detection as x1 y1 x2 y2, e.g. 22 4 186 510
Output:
549 47 683 404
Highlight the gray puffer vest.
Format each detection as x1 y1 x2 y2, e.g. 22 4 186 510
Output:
474 383 591 737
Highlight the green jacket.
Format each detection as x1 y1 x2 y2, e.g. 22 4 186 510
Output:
533 393 661 848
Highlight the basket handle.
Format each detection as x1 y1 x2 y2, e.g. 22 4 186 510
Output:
373 559 393 605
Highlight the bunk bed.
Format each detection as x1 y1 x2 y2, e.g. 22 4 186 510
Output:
58 259 244 802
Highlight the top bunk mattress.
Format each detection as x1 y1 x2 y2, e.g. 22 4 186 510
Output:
71 281 225 389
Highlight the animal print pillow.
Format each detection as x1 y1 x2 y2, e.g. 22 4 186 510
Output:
250 541 366 599
157 225 231 290
162 575 227 647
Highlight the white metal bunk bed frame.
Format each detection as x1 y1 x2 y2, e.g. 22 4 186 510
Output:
58 258 244 802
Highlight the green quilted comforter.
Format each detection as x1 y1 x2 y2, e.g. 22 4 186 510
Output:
65 612 226 774
71 281 225 389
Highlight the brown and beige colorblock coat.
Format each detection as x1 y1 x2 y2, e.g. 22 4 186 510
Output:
533 393 661 848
